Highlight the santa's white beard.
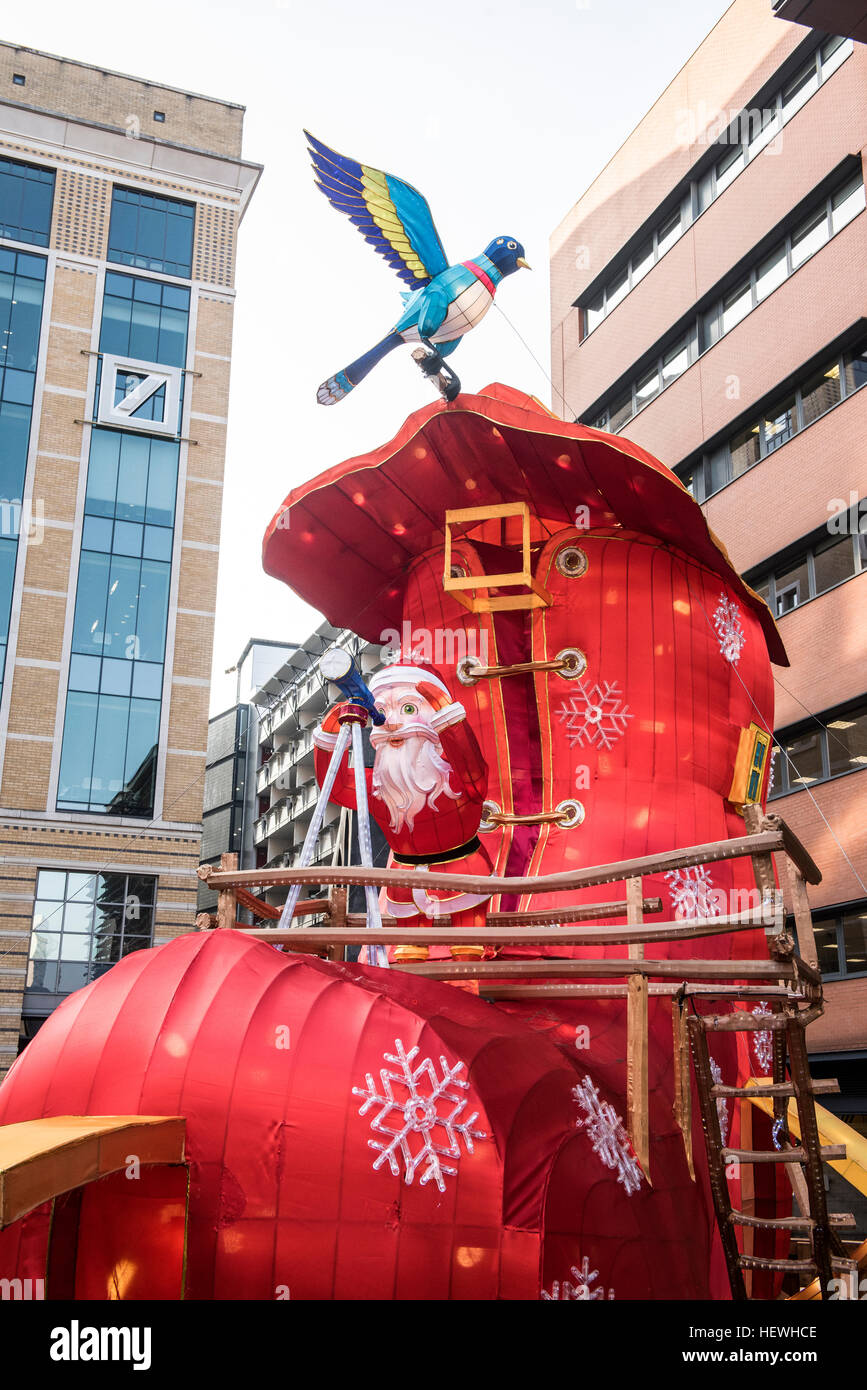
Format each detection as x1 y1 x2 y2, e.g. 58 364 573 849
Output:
371 731 460 833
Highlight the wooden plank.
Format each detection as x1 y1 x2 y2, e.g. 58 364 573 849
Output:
722 1146 847 1163
765 813 822 886
626 876 644 962
688 1014 746 1299
627 973 650 1181
216 852 238 932
237 905 780 949
394 958 799 980
783 860 819 972
201 831 787 896
672 995 695 1180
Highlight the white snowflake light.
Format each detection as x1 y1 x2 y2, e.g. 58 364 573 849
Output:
541 1256 615 1301
709 1058 729 1146
714 592 746 664
665 865 721 920
352 1038 487 1192
751 1002 774 1075
573 1075 644 1196
557 679 633 751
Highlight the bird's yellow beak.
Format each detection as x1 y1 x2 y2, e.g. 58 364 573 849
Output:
517 257 531 270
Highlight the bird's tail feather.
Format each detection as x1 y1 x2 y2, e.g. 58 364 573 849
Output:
317 332 403 405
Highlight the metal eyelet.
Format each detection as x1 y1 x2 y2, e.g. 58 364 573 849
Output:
555 799 585 829
479 799 501 832
450 563 467 578
555 545 588 578
556 647 587 680
457 654 484 686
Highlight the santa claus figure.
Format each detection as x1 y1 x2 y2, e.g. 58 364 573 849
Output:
313 660 492 961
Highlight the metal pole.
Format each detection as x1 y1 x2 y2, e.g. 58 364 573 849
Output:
350 718 388 968
276 721 352 931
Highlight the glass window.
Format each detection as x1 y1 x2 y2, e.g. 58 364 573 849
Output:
721 280 752 334
729 424 761 478
826 707 867 777
842 908 867 972
819 36 853 80
761 395 796 453
801 362 841 424
781 61 819 120
755 244 787 302
706 444 730 496
631 239 654 285
783 728 824 785
0 158 54 247
585 295 604 335
656 209 681 256
107 188 194 278
774 555 809 614
635 365 659 409
697 167 715 214
813 921 841 976
100 272 190 368
844 343 867 396
26 870 156 995
608 390 633 433
662 337 689 385
791 206 828 268
715 142 745 194
606 268 629 312
831 175 866 235
813 533 856 595
747 105 780 159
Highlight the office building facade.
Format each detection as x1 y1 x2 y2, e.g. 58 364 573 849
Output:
550 0 866 1098
0 44 259 1072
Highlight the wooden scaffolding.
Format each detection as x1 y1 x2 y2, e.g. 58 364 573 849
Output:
198 805 858 1300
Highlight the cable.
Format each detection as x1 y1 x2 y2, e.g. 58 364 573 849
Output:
492 301 583 420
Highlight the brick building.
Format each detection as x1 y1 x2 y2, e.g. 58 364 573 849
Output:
0 43 260 1073
550 1 866 1114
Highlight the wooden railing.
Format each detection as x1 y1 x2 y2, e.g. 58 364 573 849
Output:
197 806 823 1180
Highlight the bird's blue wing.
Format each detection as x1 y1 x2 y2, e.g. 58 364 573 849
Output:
305 131 450 289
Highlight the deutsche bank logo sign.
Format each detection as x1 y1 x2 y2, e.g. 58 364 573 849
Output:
97 354 182 437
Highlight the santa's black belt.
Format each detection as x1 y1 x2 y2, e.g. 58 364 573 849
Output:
393 836 481 867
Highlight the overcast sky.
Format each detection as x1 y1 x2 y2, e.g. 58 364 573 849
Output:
16 0 733 711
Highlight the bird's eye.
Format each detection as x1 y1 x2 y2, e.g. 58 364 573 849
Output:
508 240 517 250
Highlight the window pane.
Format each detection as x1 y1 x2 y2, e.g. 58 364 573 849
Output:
801 362 842 424
585 295 604 334
756 244 787 302
842 908 867 972
656 209 681 255
831 176 865 235
791 207 828 268
761 395 796 453
729 424 761 478
844 343 867 396
747 106 780 159
631 239 654 285
706 444 729 495
606 269 629 311
752 577 771 605
697 167 715 214
826 706 867 777
36 870 66 900
820 36 852 80
608 390 633 433
813 921 841 975
715 142 744 194
813 534 855 595
775 556 809 614
662 337 689 384
721 280 752 333
635 366 659 408
784 728 824 785
781 61 818 120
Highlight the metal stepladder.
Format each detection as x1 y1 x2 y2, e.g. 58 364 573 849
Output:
680 806 857 1300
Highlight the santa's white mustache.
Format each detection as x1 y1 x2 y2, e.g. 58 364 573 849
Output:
370 721 439 747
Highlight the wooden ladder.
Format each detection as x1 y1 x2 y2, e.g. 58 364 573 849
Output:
686 993 857 1299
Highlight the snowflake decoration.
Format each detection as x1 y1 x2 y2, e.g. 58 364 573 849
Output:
352 1038 487 1192
557 679 633 751
573 1075 644 1196
541 1256 615 1301
751 1001 774 1075
713 592 746 665
772 1116 786 1151
709 1058 730 1147
665 865 721 920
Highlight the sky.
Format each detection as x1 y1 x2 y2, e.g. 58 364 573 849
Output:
16 0 733 711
